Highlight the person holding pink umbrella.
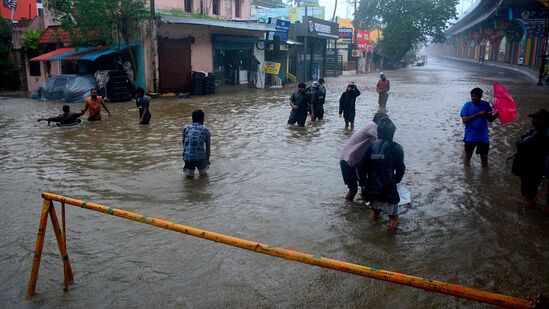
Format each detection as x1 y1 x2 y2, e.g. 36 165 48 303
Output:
460 87 499 168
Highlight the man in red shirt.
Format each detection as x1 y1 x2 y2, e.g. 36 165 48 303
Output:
376 73 390 110
83 89 111 121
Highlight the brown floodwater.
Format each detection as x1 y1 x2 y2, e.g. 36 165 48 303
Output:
1 57 548 308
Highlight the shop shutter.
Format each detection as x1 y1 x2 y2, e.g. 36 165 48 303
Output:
158 39 192 94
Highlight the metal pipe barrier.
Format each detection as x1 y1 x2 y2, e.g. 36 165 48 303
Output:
28 192 531 308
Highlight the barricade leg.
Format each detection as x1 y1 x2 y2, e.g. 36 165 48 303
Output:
48 201 74 291
27 199 51 296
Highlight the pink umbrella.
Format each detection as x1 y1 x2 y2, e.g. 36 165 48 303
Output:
493 82 517 125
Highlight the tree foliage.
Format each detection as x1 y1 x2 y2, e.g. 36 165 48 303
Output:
21 28 42 52
45 0 148 46
0 16 12 46
355 0 458 62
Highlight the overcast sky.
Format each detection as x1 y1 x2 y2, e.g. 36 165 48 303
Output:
318 0 475 20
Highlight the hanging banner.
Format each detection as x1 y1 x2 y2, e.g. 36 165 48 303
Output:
356 30 370 52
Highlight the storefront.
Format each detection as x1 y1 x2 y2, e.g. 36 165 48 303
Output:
152 16 274 93
292 16 338 82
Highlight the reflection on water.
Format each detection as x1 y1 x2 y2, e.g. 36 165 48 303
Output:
1 57 549 307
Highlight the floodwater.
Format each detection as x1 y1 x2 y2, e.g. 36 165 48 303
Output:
1 57 548 308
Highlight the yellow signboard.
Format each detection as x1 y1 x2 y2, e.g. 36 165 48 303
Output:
263 61 281 74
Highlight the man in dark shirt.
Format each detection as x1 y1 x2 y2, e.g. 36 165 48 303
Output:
339 82 361 130
37 105 84 126
288 82 311 127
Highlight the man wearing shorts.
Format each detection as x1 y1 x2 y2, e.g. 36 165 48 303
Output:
460 87 499 167
182 109 211 177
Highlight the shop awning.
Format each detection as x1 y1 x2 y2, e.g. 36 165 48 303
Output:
29 43 138 62
50 47 95 61
76 43 138 61
161 16 275 32
30 48 76 61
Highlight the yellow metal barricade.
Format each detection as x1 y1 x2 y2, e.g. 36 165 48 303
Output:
28 193 531 308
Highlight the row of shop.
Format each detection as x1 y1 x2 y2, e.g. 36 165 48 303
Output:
26 15 341 95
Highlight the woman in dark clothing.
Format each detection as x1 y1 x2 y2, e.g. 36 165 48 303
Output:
339 82 361 130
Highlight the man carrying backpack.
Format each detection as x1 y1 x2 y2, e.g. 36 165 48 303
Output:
359 117 406 230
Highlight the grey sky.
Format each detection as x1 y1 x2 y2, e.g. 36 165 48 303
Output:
318 0 475 20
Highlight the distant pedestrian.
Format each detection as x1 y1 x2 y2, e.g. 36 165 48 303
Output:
376 73 390 110
310 81 325 121
340 121 378 201
248 54 260 88
359 117 405 230
509 109 549 211
288 82 311 127
135 87 152 125
460 87 499 167
83 89 111 121
318 78 326 94
182 109 211 178
37 105 84 126
339 82 361 130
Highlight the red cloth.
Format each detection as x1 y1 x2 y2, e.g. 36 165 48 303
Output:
493 82 517 125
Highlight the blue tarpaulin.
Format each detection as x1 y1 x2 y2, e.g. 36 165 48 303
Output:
76 43 139 61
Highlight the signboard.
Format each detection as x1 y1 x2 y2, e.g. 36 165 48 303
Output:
339 27 353 41
263 61 281 74
267 18 290 42
356 30 370 52
252 6 325 23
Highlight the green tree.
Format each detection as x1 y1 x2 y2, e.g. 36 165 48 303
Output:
45 0 148 80
355 0 457 64
21 28 43 54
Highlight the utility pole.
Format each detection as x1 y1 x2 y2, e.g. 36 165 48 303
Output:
150 0 159 95
353 0 358 74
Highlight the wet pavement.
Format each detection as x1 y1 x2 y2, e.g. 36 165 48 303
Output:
1 57 548 308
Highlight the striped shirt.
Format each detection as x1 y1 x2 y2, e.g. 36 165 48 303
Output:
182 123 211 162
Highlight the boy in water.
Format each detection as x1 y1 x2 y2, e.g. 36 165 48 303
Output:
37 105 84 125
182 109 211 178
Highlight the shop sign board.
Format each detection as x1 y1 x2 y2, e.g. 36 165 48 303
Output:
267 18 290 42
339 28 353 41
263 61 281 74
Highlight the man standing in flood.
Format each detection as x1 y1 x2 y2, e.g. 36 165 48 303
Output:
83 89 111 121
460 87 498 167
288 82 311 127
339 82 361 130
376 73 390 110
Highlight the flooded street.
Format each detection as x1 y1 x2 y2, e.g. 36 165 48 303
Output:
1 57 549 307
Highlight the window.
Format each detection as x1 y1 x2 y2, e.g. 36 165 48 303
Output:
212 0 220 15
29 61 41 77
184 0 192 13
234 0 240 18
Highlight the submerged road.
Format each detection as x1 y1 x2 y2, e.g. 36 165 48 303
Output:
1 57 548 307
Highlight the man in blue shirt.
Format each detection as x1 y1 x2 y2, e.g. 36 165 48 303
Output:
460 87 499 167
183 109 211 177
